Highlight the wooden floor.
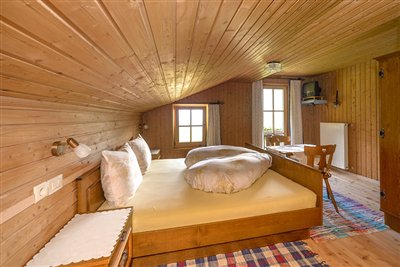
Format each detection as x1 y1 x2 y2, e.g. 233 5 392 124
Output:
135 169 400 266
306 169 400 267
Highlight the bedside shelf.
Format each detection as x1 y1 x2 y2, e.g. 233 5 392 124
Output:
302 99 327 105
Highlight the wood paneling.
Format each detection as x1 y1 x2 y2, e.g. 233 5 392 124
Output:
142 82 252 159
1 1 399 112
302 60 380 179
0 96 140 266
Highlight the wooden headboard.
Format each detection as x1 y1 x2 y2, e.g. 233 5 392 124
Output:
77 166 104 213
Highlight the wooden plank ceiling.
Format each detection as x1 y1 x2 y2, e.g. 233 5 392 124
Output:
1 0 399 112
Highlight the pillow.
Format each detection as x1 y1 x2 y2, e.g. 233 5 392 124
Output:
185 145 257 168
128 135 152 175
100 143 143 207
184 152 272 194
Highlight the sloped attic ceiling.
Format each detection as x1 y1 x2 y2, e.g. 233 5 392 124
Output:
1 1 399 113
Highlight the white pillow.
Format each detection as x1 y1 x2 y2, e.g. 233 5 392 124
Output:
185 145 257 168
184 152 272 194
100 144 143 207
128 135 152 175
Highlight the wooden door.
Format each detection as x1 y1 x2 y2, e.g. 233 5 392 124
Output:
379 52 400 227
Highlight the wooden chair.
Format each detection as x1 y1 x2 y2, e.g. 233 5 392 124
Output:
266 135 291 146
304 144 339 213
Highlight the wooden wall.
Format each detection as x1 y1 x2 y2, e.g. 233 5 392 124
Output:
142 82 252 159
302 60 380 179
0 96 140 266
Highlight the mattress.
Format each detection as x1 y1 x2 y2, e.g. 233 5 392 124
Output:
98 158 316 233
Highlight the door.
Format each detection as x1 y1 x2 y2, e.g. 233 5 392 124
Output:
379 53 400 218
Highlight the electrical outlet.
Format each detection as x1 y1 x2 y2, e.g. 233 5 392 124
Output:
33 181 49 203
48 174 63 195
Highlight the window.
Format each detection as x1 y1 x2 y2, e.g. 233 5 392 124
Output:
263 87 288 136
173 105 207 148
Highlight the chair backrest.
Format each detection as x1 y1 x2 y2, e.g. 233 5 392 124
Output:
266 135 291 146
304 144 336 175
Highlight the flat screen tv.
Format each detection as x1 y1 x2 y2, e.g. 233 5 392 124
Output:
302 81 321 98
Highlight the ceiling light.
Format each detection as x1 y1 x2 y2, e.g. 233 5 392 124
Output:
266 61 282 73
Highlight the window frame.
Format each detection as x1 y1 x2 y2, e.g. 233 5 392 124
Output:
262 84 289 136
173 104 207 148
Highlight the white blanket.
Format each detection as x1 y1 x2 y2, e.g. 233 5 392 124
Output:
184 152 272 193
184 145 257 168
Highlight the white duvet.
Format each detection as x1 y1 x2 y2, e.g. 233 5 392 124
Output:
184 152 272 193
184 145 257 168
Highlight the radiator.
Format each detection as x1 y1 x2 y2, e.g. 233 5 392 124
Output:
320 122 349 170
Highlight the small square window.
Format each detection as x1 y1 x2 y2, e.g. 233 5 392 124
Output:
174 105 207 148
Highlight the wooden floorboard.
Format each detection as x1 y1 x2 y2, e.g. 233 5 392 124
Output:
306 169 400 267
137 169 400 266
306 231 400 267
329 168 381 211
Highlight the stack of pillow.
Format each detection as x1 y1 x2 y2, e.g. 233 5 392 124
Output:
184 145 272 194
100 135 151 207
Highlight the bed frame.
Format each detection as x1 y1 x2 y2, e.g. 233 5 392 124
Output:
77 143 323 265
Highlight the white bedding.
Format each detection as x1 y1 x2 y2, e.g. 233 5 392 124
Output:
98 159 316 233
185 145 257 167
185 152 272 193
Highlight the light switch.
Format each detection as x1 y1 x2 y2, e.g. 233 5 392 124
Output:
48 174 63 195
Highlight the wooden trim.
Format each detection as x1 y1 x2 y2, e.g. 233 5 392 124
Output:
0 195 34 224
374 50 400 61
133 229 310 266
131 207 321 258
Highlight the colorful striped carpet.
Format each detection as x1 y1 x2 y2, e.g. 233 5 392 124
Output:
161 241 328 267
310 190 388 242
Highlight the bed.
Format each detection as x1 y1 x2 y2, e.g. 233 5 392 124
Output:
77 143 323 265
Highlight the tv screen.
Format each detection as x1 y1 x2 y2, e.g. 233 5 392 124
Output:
302 81 321 98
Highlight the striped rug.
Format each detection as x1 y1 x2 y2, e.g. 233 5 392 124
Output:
161 241 328 267
310 190 388 242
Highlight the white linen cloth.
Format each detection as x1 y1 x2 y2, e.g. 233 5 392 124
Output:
26 208 131 267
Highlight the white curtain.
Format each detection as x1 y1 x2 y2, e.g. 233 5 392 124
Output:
252 80 264 148
207 104 221 146
289 80 303 144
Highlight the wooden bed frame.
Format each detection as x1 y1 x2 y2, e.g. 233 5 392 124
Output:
77 144 323 265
